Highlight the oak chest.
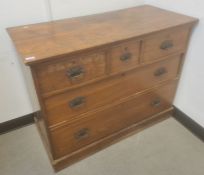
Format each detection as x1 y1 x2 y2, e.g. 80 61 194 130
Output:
8 5 198 171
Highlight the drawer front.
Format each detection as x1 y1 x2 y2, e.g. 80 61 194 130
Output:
51 81 177 159
109 40 140 74
141 27 189 62
36 52 106 94
45 55 181 126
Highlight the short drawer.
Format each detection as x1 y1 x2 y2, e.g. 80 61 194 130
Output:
35 52 106 94
50 81 177 159
141 27 190 62
109 40 140 74
45 55 181 126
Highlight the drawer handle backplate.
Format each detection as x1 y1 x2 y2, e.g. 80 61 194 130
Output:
120 52 132 62
69 96 86 109
151 99 161 107
160 40 174 50
154 67 167 77
74 128 89 140
67 66 85 81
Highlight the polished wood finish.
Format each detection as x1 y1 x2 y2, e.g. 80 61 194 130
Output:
109 40 140 73
7 5 197 65
141 27 190 63
51 81 177 159
53 109 173 171
45 56 181 127
7 5 198 171
36 52 106 94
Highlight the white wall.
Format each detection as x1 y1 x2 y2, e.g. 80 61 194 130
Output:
0 0 52 123
0 0 144 123
49 0 144 19
146 0 204 127
1 0 203 127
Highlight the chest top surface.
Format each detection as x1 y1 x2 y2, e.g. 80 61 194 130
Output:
7 5 198 65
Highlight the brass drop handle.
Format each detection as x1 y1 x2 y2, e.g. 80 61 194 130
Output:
69 96 86 109
151 99 161 107
74 128 89 140
154 67 167 77
67 66 84 80
120 52 132 61
160 40 173 50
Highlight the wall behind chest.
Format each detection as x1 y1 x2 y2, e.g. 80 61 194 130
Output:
0 0 51 123
146 0 204 127
0 0 145 123
49 0 144 19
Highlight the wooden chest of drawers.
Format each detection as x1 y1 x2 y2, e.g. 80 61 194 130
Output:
8 5 198 171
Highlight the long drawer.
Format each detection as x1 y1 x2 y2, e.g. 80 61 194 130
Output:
50 81 177 159
45 55 181 126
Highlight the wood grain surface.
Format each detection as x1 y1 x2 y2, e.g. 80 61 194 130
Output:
51 81 177 159
45 56 181 127
7 5 198 65
7 5 198 171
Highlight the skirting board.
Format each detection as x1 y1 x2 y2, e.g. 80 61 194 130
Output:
0 113 35 135
0 107 203 143
173 106 204 141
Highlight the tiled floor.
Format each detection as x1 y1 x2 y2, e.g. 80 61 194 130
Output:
0 117 204 175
